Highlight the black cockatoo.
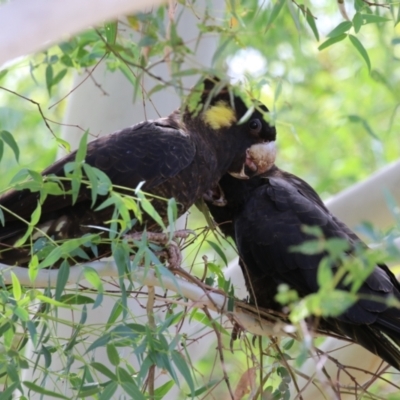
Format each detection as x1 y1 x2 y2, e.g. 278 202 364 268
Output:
206 165 400 370
0 79 277 266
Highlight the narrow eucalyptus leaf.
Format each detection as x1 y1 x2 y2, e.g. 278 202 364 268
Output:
0 130 19 162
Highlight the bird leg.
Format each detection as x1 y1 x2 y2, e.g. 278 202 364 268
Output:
125 230 193 269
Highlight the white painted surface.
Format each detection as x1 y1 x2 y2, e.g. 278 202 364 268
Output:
0 0 166 66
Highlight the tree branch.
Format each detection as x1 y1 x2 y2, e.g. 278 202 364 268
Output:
0 260 295 338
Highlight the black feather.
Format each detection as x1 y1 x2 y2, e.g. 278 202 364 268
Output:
0 80 277 266
206 165 400 370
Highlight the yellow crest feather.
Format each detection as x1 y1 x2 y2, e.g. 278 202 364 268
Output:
202 100 236 130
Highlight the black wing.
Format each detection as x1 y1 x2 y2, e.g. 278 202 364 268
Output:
235 175 400 369
0 119 195 223
0 119 196 265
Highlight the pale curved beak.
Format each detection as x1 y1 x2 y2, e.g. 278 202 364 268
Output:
229 141 276 179
246 141 276 175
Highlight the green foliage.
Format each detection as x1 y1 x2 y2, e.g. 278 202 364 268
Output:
1 0 400 398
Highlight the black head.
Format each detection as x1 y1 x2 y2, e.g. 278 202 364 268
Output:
184 77 277 179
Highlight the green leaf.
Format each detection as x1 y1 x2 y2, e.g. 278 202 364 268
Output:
326 21 352 38
266 0 286 31
211 35 235 65
191 380 220 397
167 198 178 228
0 130 20 162
301 225 323 237
171 350 195 396
117 367 145 400
99 382 118 400
23 381 69 399
14 202 41 247
26 320 38 347
83 164 100 206
107 299 123 325
30 201 42 225
325 238 350 256
28 254 39 283
52 69 68 86
397 5 400 26
0 68 8 81
283 338 295 350
90 362 117 381
77 383 101 397
0 208 4 227
290 240 323 255
83 266 103 291
45 64 54 96
38 235 98 268
317 258 334 289
360 14 390 24
318 34 347 51
287 0 301 32
11 272 22 301
56 137 71 152
352 12 363 33
76 130 89 164
206 240 228 266
106 344 120 366
137 192 166 229
59 294 95 305
305 7 319 41
14 305 29 321
55 260 70 300
348 34 371 71
42 181 64 196
347 114 379 140
154 380 174 399
104 21 118 44
311 290 357 317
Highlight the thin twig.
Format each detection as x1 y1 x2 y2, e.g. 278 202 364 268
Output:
48 53 108 110
146 285 156 397
203 306 235 400
0 86 56 138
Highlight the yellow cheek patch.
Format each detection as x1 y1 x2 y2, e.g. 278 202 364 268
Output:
202 100 237 130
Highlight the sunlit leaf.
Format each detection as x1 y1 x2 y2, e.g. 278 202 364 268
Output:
104 21 118 44
0 130 20 162
0 68 8 81
353 12 363 33
137 192 165 229
45 64 54 95
326 21 352 38
361 14 390 24
266 0 286 31
318 34 347 51
317 258 334 289
348 34 371 71
305 7 319 41
11 271 22 301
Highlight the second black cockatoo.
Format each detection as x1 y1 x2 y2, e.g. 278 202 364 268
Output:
0 79 277 266
206 165 400 370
